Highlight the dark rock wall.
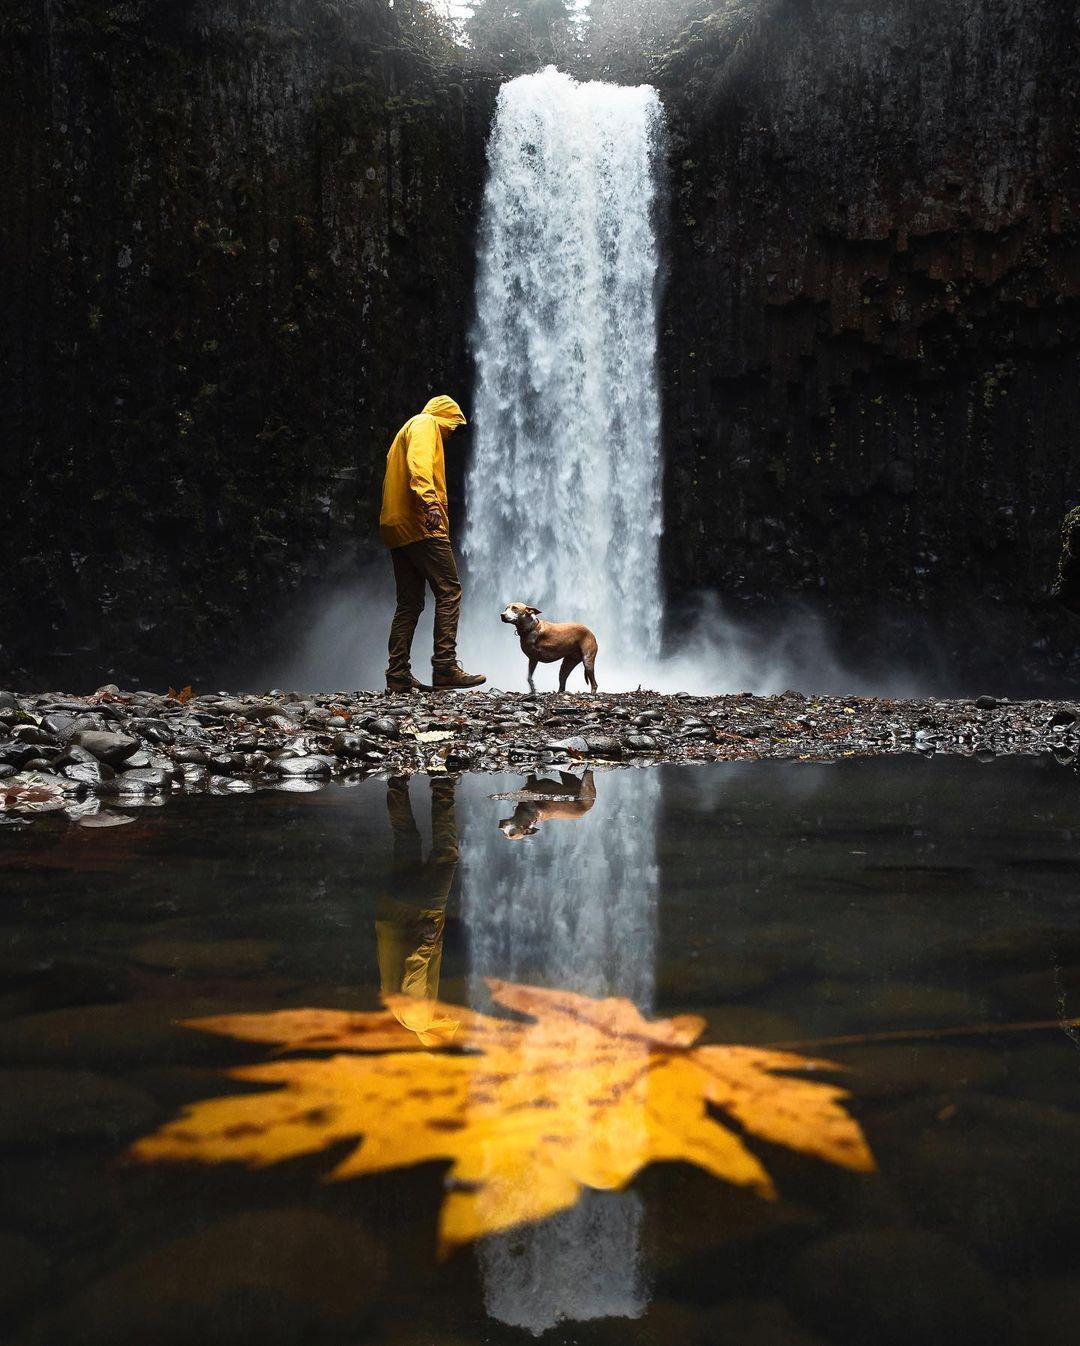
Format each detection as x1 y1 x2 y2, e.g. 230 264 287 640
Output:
652 0 1080 690
4 0 1079 692
1 0 496 688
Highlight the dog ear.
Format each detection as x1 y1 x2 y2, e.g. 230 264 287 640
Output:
526 606 542 615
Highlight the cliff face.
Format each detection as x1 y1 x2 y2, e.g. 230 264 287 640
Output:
4 0 1079 692
1 0 496 688
652 0 1080 690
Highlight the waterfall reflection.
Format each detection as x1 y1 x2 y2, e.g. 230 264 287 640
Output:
375 775 460 1047
464 767 660 1335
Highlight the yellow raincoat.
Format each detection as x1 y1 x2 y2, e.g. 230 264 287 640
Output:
379 395 468 548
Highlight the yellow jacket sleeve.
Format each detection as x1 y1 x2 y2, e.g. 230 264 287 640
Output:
405 415 441 509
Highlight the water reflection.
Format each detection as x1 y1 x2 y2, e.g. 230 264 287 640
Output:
497 770 597 839
375 775 460 1046
464 767 660 1334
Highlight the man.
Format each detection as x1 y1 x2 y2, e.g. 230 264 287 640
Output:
375 774 461 1046
379 394 486 691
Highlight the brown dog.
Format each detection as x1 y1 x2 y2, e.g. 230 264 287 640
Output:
498 771 596 839
500 602 598 693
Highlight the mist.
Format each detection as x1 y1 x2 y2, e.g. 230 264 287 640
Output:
260 565 924 698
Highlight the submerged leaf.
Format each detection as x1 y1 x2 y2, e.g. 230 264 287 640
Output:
133 980 873 1252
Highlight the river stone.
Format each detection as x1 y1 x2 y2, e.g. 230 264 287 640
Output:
130 718 174 744
70 730 140 766
368 715 401 738
546 735 588 754
62 759 115 787
0 691 17 710
36 1210 383 1346
76 810 136 829
584 735 622 757
115 767 174 793
174 746 209 764
332 731 378 759
0 1069 158 1145
787 1228 1008 1346
275 755 332 777
623 732 659 752
0 741 40 768
12 725 57 746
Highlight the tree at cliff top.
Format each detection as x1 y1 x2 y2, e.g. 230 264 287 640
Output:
464 0 578 72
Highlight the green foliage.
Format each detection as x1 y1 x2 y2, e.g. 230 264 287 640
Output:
464 0 576 72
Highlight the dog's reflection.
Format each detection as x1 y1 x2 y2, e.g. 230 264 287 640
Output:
498 770 597 840
375 775 460 1045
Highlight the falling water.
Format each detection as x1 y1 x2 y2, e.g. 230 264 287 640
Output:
463 68 666 689
462 767 660 1333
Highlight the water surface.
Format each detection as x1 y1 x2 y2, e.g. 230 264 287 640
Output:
2 757 1079 1345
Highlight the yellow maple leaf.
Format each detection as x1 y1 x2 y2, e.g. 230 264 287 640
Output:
165 684 195 704
132 980 873 1253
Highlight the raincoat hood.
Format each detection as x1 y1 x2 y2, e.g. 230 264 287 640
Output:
422 395 467 433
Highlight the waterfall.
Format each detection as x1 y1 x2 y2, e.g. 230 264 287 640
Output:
463 68 666 690
462 767 660 1333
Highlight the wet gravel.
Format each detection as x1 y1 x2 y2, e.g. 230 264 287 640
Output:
1 683 1078 822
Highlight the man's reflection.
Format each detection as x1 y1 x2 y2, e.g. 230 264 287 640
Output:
375 774 460 1046
498 770 596 840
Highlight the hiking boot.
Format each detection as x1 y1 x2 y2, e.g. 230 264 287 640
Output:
432 664 487 689
385 673 430 693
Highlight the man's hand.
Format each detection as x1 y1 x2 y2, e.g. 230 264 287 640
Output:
424 505 444 535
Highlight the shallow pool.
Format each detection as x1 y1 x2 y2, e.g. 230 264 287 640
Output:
2 757 1079 1344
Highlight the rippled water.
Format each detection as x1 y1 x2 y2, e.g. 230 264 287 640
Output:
2 757 1080 1344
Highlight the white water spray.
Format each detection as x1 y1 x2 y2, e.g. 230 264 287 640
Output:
463 68 666 690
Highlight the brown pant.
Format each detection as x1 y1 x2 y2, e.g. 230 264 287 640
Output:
387 537 462 679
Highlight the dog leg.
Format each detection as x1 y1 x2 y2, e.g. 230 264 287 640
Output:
527 657 538 693
558 652 582 693
582 639 598 692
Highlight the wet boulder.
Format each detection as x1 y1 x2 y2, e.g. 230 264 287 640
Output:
624 733 660 752
114 767 175 794
584 735 622 758
62 760 115 788
274 755 332 778
70 730 140 766
332 732 381 759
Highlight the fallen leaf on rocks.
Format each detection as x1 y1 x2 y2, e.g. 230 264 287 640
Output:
132 980 873 1253
413 730 454 743
165 685 195 705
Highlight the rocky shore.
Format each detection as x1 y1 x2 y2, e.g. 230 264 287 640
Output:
2 684 1079 824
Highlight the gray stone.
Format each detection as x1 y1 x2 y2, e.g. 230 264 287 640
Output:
624 733 660 751
332 731 378 759
115 766 174 793
584 735 623 757
62 759 115 787
275 755 332 777
70 730 140 766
